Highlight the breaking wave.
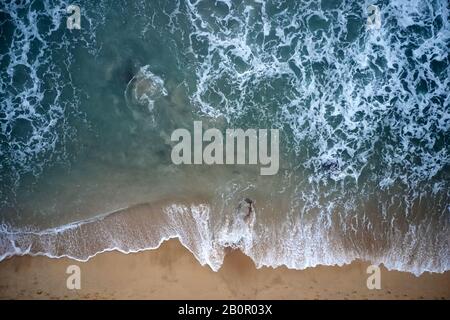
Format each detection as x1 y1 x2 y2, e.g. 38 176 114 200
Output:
0 199 448 276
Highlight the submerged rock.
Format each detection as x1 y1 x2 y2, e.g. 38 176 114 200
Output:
236 197 255 225
216 198 255 250
124 65 168 117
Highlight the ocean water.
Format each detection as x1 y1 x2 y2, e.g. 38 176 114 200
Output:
0 0 449 276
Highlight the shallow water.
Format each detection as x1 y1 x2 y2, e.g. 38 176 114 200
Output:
0 0 449 275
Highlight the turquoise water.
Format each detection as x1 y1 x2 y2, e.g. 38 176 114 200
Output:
0 0 449 275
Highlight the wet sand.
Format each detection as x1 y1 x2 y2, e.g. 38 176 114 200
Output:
0 239 448 300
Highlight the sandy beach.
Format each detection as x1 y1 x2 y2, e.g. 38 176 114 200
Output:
0 239 448 300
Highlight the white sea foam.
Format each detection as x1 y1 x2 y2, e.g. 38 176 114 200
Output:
0 0 102 193
183 0 449 189
1 1 66 182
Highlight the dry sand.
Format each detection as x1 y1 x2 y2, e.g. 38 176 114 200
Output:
0 239 448 300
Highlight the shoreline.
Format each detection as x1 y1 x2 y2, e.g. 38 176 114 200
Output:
2 199 447 276
0 239 448 300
